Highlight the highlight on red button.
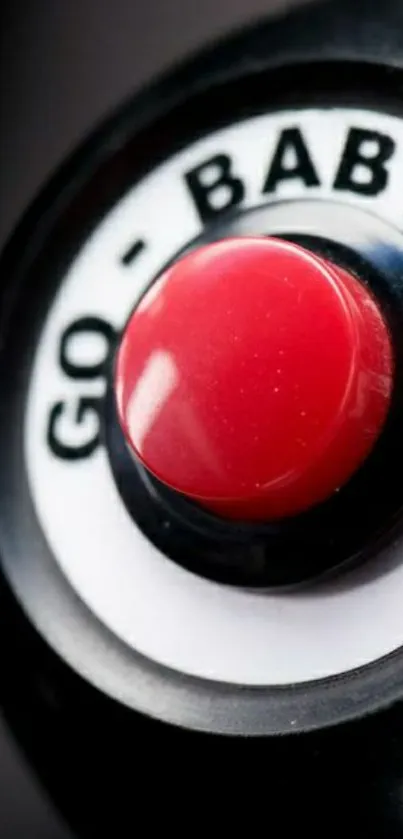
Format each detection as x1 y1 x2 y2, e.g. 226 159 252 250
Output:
114 236 394 522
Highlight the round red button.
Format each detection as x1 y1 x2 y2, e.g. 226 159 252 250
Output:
115 237 394 521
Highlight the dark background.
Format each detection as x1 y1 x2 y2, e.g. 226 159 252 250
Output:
0 1 311 835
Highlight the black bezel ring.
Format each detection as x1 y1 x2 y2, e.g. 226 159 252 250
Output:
2 0 403 741
106 199 403 588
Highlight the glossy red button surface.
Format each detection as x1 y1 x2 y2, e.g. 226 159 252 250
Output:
115 237 394 521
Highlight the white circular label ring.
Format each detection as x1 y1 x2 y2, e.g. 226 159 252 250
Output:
25 107 403 685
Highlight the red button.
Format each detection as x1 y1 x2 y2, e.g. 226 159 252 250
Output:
115 237 394 521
